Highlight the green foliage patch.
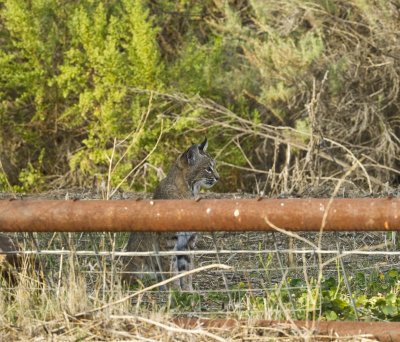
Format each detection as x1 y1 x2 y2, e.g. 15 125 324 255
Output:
1 0 399 193
171 269 400 321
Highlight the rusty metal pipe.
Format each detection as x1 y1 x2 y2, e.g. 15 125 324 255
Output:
173 319 400 341
0 198 399 232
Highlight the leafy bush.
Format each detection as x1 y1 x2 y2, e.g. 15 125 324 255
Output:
1 0 399 193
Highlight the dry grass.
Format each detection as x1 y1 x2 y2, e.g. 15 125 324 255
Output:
0 257 379 341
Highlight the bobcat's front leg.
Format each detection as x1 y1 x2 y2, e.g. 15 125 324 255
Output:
172 232 197 291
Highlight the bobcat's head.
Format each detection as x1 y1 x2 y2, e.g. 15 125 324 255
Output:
180 138 219 196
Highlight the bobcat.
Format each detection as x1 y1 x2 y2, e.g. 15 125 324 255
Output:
124 138 219 290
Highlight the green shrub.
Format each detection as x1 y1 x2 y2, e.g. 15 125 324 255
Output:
1 0 399 193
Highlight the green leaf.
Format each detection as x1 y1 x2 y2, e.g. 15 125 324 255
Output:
382 304 398 316
325 310 338 321
332 298 349 310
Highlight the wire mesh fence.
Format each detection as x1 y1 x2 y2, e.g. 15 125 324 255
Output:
2 228 398 321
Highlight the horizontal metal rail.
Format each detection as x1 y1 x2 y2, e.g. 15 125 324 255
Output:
172 319 400 341
0 198 399 232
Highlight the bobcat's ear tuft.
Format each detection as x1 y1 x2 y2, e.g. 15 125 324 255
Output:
182 144 199 166
199 137 208 152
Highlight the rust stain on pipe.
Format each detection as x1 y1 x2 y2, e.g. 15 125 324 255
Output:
173 319 400 341
0 198 399 232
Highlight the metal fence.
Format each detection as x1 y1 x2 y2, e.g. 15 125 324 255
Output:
1 195 400 339
2 230 399 318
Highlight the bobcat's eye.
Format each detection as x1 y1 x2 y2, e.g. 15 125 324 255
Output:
206 166 213 173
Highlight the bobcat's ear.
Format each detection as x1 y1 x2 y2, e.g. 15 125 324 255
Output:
182 144 199 166
199 137 208 152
